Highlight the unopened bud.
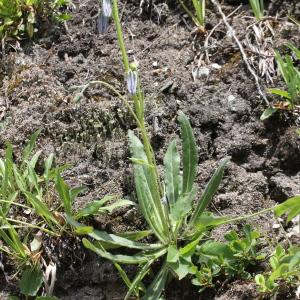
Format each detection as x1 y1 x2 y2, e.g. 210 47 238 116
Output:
102 0 112 17
127 70 138 95
97 13 109 34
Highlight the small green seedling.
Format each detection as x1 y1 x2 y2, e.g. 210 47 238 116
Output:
255 245 300 293
261 44 300 120
177 0 206 28
192 225 265 291
249 0 264 21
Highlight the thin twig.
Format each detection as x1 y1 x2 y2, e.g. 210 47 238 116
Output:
203 4 242 64
211 0 270 106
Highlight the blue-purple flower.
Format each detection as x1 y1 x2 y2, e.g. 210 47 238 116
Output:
97 0 112 34
97 13 109 34
127 70 138 95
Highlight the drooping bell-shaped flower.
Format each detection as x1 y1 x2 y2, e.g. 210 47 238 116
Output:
102 0 112 17
127 70 138 95
97 13 109 34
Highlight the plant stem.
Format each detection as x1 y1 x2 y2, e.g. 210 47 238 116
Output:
2 217 59 236
111 0 130 72
0 200 31 209
110 1 170 241
225 207 274 224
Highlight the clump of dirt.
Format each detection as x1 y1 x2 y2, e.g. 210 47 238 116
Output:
0 0 300 299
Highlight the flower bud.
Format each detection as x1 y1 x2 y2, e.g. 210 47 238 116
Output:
127 70 138 95
97 13 109 34
102 0 112 17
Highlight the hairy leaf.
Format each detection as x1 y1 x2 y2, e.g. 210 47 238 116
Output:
164 140 180 206
189 157 230 227
178 112 198 194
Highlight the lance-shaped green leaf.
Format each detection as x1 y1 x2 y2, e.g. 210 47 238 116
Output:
287 43 300 60
164 140 180 206
23 191 59 227
274 195 300 223
21 129 41 167
189 157 230 227
55 172 72 215
67 216 162 250
76 195 134 218
83 238 167 264
1 143 13 198
128 130 167 243
185 212 228 239
141 263 169 300
170 187 197 223
178 112 198 195
124 260 153 300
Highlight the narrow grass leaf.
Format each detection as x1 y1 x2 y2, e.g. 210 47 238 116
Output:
141 263 169 300
55 172 71 215
267 89 291 99
43 153 54 188
124 260 153 300
23 191 59 227
22 129 41 164
1 143 14 198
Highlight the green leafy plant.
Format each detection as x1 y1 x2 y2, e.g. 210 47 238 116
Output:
255 245 300 293
69 111 230 299
55 171 135 224
0 132 63 297
0 0 72 41
254 194 300 294
0 130 133 298
69 1 300 298
261 44 300 120
177 0 206 28
249 0 264 21
192 225 266 291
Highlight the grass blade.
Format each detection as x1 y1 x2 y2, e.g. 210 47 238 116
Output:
21 129 41 165
124 260 153 300
141 262 169 300
55 172 71 215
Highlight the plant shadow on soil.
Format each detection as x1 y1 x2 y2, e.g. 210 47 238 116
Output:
0 0 300 299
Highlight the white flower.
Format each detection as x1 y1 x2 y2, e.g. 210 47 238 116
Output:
102 0 112 17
